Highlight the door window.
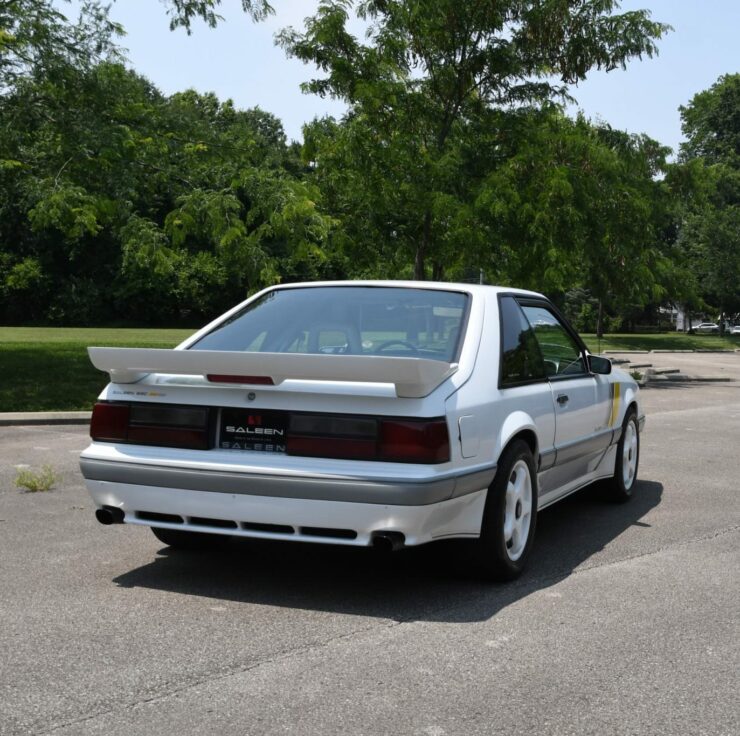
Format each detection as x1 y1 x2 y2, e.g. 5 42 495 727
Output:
499 297 546 386
520 305 586 378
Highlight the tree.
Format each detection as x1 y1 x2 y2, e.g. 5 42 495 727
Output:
675 74 740 333
0 48 335 324
471 109 672 336
0 0 122 92
280 0 669 279
161 0 273 33
680 74 740 165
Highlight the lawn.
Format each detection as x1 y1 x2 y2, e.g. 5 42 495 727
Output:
1 327 194 412
581 332 740 353
1 327 738 412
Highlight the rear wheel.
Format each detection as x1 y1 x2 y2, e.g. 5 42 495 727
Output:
606 409 639 502
469 439 538 581
150 526 225 551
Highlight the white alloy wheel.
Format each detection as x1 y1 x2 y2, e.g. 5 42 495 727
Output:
471 439 538 580
503 459 533 561
622 419 638 490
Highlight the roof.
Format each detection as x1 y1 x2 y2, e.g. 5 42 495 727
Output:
265 280 545 299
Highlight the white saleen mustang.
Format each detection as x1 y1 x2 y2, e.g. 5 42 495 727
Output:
80 282 645 580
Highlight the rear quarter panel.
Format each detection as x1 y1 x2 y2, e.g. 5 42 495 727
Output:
445 291 556 476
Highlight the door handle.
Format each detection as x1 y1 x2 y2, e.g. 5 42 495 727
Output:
556 394 569 406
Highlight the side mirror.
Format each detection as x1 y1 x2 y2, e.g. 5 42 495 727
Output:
588 354 612 375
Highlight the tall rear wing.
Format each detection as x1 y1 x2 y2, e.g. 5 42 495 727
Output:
88 347 458 399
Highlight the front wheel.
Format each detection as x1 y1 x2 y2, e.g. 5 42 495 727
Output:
606 409 640 502
468 439 538 581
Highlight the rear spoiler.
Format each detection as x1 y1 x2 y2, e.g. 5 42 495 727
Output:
88 347 458 399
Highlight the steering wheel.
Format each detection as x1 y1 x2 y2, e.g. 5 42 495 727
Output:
373 340 420 355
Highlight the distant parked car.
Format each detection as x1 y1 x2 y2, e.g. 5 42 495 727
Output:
693 323 719 334
730 325 740 336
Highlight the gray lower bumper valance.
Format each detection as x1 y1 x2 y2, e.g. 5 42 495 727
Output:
80 458 495 506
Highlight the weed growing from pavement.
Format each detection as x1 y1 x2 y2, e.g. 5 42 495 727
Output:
15 465 58 492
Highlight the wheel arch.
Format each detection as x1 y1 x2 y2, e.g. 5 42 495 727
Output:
621 384 640 425
496 411 539 467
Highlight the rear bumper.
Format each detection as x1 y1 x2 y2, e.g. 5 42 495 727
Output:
79 457 494 506
79 444 495 546
83 479 488 547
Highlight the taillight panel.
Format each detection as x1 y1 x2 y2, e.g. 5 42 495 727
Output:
91 402 450 463
379 419 450 463
90 401 210 450
285 413 450 464
89 402 129 442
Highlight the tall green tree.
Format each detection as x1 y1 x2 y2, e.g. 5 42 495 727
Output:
281 0 669 279
675 74 740 333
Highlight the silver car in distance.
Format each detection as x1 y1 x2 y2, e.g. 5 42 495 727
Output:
80 281 645 580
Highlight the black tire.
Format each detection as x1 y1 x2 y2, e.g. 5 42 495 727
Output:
150 526 225 551
606 409 640 503
468 439 538 581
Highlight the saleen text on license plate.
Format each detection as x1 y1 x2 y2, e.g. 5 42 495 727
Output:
219 409 287 452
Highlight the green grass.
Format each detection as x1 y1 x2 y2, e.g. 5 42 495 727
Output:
582 332 740 353
0 327 737 412
0 327 194 412
15 465 58 492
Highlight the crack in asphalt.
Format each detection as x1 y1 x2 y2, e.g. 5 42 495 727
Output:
30 523 740 736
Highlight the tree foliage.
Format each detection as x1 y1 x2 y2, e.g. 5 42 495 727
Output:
0 1 735 331
279 0 669 279
162 0 273 33
0 2 336 324
673 74 740 331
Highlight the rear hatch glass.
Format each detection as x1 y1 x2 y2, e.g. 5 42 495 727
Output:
190 286 469 362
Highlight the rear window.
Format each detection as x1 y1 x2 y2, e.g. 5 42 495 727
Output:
190 286 469 362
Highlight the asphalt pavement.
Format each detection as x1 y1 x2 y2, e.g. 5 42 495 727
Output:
1 369 738 735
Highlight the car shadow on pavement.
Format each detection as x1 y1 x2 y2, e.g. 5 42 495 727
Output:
112 479 663 623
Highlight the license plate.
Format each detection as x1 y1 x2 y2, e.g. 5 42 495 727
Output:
219 409 288 453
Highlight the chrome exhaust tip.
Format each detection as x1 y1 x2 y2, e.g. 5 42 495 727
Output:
95 506 125 525
372 531 405 552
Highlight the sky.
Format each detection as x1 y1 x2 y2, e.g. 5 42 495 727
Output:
83 0 740 154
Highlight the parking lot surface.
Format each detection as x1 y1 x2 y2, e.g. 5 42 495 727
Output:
1 368 739 735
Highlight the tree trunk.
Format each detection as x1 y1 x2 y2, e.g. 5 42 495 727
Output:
432 261 444 281
414 210 432 281
596 297 604 340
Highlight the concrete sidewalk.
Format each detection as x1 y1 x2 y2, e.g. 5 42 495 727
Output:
0 411 91 426
604 350 740 385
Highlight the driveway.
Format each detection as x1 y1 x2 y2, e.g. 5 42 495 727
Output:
1 374 738 735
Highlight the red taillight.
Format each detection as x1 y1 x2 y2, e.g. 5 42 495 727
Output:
126 426 209 450
207 375 274 385
90 402 209 450
284 413 449 464
90 403 129 442
379 419 450 463
286 436 377 460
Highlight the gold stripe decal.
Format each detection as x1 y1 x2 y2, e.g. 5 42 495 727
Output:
609 382 621 427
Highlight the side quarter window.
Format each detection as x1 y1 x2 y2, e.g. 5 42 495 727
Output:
520 304 586 378
499 297 546 387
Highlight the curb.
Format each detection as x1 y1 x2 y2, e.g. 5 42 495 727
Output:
604 349 740 355
0 412 91 427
